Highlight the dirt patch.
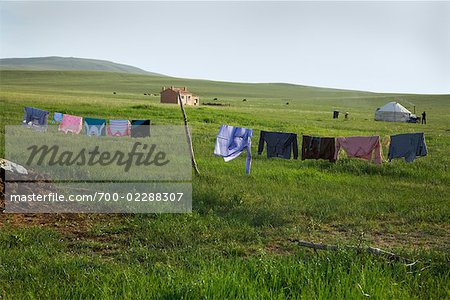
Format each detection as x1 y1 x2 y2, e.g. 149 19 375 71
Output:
312 222 450 252
1 167 123 236
0 212 114 235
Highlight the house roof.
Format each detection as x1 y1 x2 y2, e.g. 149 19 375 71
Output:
163 87 192 95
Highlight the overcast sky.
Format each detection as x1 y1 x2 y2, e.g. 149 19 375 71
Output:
1 1 449 94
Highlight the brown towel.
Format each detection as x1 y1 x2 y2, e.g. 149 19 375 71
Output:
301 135 336 162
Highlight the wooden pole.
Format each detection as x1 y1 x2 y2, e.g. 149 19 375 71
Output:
289 239 412 263
178 94 200 176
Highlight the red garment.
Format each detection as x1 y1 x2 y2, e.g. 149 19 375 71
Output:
334 136 382 164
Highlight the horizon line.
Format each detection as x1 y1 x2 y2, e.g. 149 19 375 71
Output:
1 55 449 96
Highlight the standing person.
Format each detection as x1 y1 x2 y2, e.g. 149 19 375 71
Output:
421 111 426 124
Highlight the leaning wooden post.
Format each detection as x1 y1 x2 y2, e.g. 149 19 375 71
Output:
178 93 200 176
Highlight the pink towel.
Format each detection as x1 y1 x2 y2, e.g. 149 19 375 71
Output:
58 114 83 134
335 136 382 164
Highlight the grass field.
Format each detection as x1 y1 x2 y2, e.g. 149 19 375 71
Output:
1 70 449 298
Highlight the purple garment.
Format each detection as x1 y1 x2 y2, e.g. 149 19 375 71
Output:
214 124 253 174
23 107 49 130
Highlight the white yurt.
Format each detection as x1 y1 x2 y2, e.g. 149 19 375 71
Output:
374 102 412 122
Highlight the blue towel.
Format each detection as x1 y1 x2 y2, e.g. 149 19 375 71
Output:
52 112 63 124
84 117 106 136
388 132 427 162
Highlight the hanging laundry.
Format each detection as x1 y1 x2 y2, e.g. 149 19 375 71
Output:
335 136 382 164
301 135 336 162
23 107 49 131
108 120 130 137
214 124 253 174
258 130 298 159
58 114 83 134
131 120 151 138
51 112 63 124
84 117 106 136
388 133 427 162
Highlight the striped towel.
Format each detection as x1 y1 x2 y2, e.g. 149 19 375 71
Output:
108 120 130 137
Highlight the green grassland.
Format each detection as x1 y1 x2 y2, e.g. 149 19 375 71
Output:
1 70 449 298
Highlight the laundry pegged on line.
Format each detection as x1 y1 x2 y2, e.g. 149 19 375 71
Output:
108 119 131 137
214 124 253 174
301 135 336 162
23 107 49 131
84 117 107 136
131 119 151 138
335 136 382 164
258 130 298 159
58 114 83 134
388 132 427 162
51 112 63 124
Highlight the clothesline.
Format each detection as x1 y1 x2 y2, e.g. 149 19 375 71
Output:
21 106 429 175
23 106 151 138
214 124 428 174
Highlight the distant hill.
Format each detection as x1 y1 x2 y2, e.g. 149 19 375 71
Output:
0 69 379 101
0 56 164 76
